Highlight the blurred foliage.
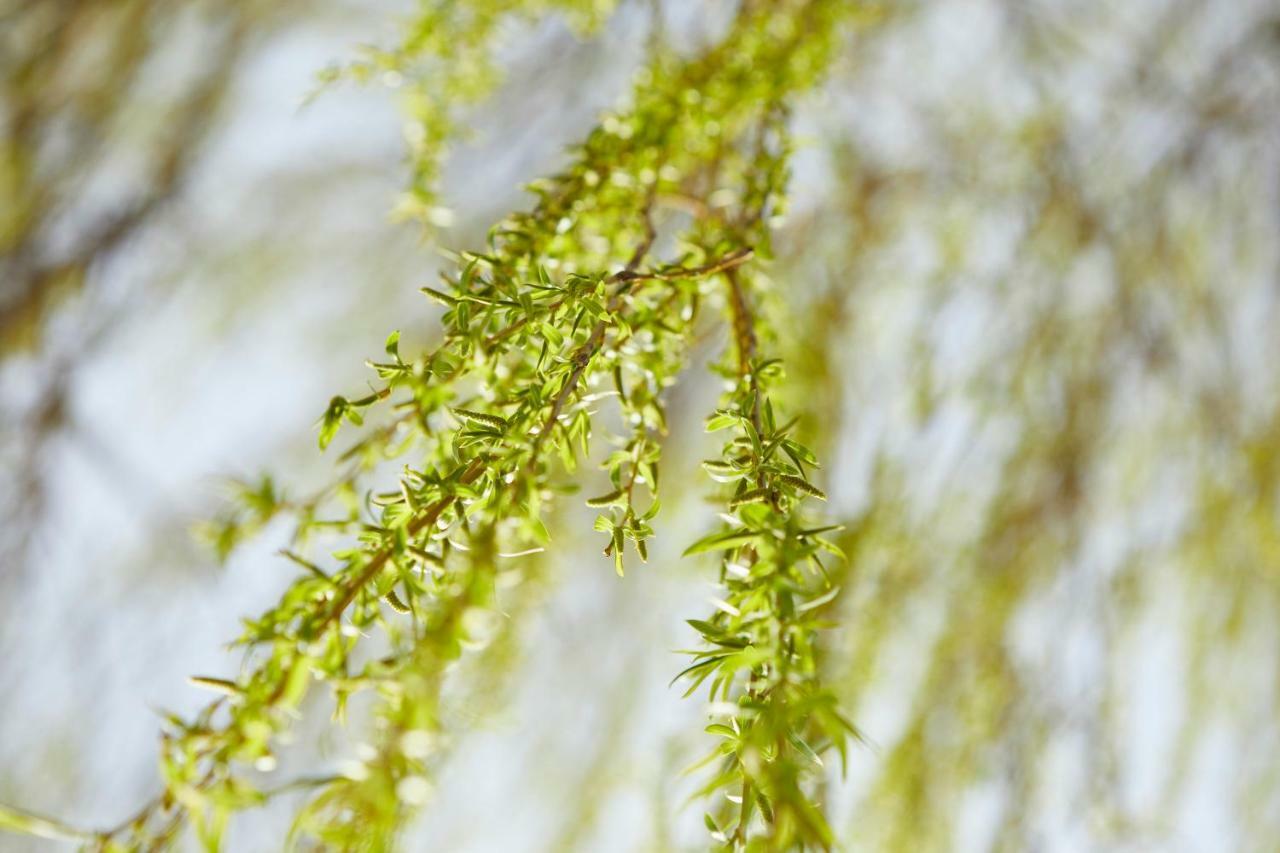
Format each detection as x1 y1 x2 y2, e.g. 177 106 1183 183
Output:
769 2 1280 849
0 0 284 353
0 0 294 609
323 0 620 224
5 0 1280 850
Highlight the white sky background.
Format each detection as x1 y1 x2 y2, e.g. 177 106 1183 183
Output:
3 0 1279 850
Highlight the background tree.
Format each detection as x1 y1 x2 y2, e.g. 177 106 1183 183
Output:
3 0 1280 850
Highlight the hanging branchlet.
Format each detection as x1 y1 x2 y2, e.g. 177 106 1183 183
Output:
661 42 857 844
680 269 854 852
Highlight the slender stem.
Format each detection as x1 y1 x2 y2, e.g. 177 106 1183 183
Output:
724 266 764 437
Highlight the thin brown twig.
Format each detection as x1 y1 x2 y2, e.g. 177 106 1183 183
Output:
724 266 763 433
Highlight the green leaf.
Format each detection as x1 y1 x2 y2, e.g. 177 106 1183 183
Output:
687 617 721 635
528 516 552 544
670 655 729 688
782 437 818 466
420 286 458 306
815 537 846 560
799 524 844 537
703 813 727 843
541 322 564 348
743 418 763 459
318 396 347 450
705 412 738 433
787 731 824 768
682 527 760 557
585 488 624 508
797 585 841 613
188 676 241 696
